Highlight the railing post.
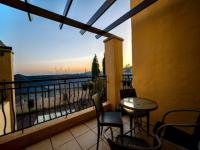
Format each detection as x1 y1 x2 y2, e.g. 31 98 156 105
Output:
104 37 124 111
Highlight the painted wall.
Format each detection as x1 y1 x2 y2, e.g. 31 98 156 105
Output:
131 0 200 123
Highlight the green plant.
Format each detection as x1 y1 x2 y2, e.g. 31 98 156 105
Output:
63 93 68 103
28 99 34 109
88 81 94 91
82 83 87 91
91 54 100 78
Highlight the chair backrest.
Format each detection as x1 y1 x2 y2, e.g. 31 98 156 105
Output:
120 88 137 99
92 93 103 119
153 113 200 150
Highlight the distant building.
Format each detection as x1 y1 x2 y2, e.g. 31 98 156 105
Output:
0 40 6 47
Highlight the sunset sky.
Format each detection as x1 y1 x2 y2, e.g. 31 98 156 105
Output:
0 0 132 75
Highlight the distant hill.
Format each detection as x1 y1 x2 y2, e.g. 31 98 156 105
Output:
14 72 92 82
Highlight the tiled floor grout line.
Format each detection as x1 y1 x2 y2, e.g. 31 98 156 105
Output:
49 124 91 150
69 130 84 150
86 129 103 150
84 122 108 150
59 138 75 148
86 123 117 150
51 123 97 150
70 124 91 138
49 137 55 150
84 122 106 141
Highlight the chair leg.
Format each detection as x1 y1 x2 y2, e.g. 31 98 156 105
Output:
120 126 124 144
100 126 103 136
120 126 123 135
97 125 100 150
129 116 133 136
147 112 150 136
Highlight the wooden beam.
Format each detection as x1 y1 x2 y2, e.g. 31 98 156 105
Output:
80 0 116 35
95 0 158 39
0 0 116 38
59 0 73 30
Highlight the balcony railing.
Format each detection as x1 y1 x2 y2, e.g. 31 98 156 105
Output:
0 76 107 136
122 74 133 89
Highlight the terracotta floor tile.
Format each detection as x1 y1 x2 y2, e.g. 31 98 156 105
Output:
76 130 97 150
70 124 90 137
59 139 82 150
85 118 97 129
88 140 110 150
25 139 52 150
50 130 74 148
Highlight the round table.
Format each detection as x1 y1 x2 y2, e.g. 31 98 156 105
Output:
120 97 158 135
120 97 158 111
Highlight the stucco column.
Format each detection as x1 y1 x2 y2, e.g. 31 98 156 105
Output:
104 37 123 111
0 43 15 133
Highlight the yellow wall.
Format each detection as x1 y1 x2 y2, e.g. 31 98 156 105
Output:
131 0 200 123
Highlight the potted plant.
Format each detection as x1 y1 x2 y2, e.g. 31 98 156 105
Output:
88 81 94 91
28 99 34 109
82 83 87 91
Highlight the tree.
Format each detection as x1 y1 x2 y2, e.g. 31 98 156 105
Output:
91 54 100 78
102 54 105 76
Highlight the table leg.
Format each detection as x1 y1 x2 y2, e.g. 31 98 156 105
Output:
147 112 150 136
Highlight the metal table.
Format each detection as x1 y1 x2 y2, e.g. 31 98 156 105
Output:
120 97 158 135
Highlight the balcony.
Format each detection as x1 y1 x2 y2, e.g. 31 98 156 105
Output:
1 0 200 150
0 75 193 150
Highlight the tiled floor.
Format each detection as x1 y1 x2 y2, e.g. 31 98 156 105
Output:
24 115 187 150
24 117 110 150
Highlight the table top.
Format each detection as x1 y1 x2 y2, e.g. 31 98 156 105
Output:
120 97 158 111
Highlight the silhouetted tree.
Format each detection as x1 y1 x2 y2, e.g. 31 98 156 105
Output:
102 54 105 76
91 54 100 78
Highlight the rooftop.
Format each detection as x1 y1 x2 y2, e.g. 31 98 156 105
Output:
0 40 5 47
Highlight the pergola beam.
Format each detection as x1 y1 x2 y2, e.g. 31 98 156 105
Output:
80 0 116 35
24 0 32 21
0 0 116 38
59 0 73 30
95 0 158 39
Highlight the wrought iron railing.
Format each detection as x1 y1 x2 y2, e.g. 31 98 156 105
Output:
0 76 106 136
122 74 133 89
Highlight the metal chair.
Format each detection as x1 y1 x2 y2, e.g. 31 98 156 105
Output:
92 93 123 150
120 89 149 135
104 126 162 150
153 109 200 150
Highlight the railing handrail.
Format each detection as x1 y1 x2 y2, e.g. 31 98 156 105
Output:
122 73 132 76
122 74 133 89
0 75 106 84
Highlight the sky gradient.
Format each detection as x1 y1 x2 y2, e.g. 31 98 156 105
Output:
0 0 132 75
